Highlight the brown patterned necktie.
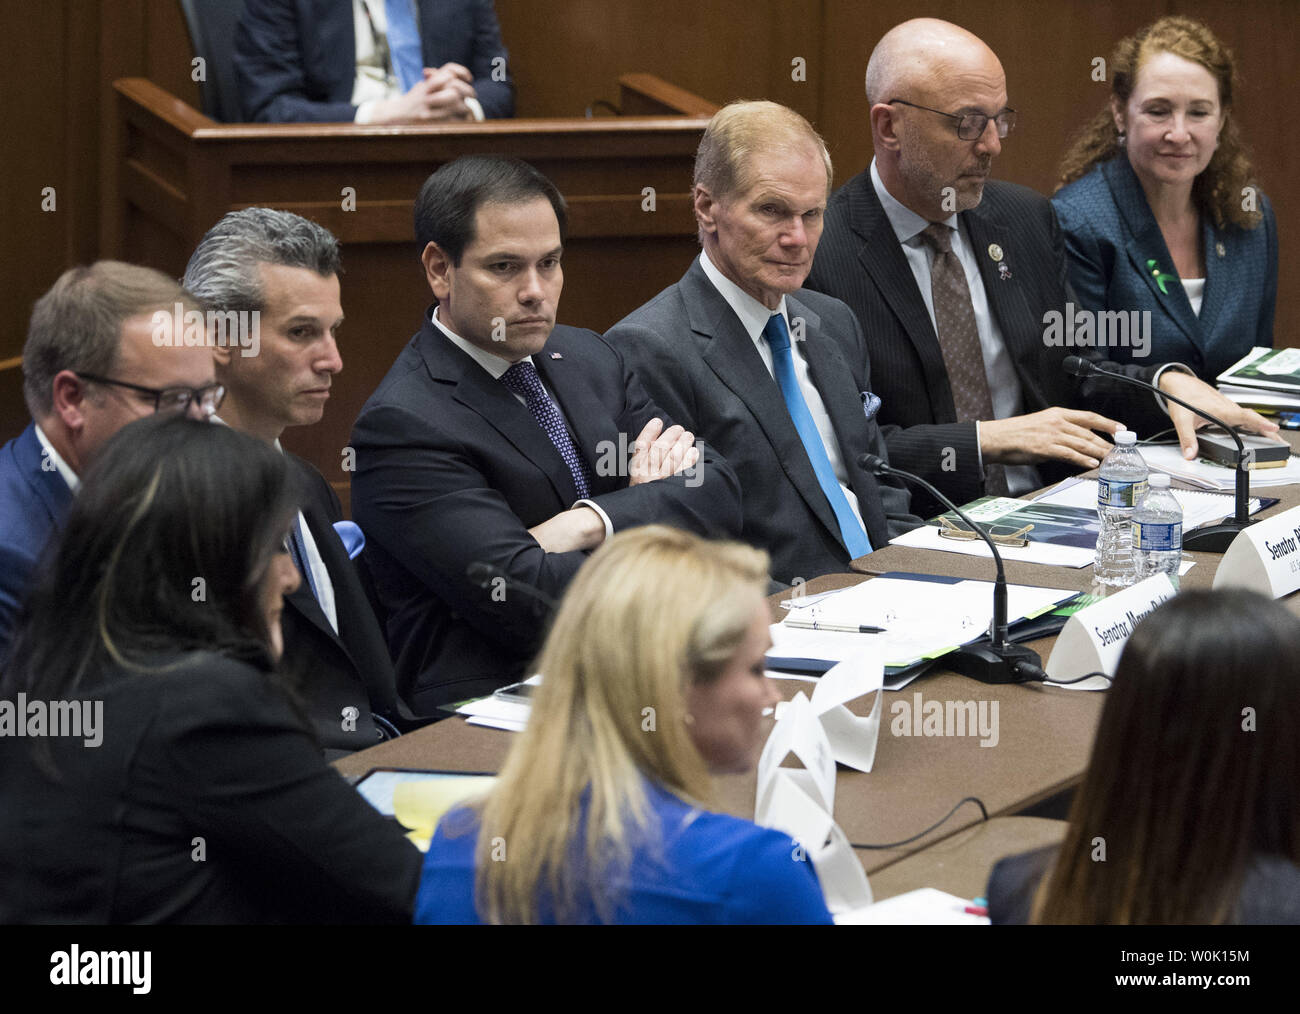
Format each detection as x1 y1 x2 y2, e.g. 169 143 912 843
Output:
920 222 1008 497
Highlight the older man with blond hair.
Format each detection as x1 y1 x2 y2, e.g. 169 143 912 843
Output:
607 100 919 584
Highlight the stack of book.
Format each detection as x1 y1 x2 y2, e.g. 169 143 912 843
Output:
1217 347 1300 412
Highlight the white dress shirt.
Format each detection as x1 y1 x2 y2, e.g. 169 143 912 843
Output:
352 0 486 123
869 159 1040 495
33 424 80 493
698 250 869 531
210 415 339 633
432 308 614 538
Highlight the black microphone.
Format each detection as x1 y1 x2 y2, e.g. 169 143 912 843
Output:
858 453 1047 685
1063 356 1252 552
465 562 559 612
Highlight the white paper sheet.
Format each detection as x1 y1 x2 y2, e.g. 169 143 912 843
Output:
455 696 532 725
754 716 874 916
1037 476 1262 531
808 649 884 773
835 888 988 925
770 577 1073 672
1139 442 1300 490
756 693 836 815
464 715 528 732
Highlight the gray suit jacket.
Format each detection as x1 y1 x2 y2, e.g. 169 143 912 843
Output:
606 258 919 585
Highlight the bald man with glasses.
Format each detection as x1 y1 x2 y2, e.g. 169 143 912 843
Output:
806 18 1273 516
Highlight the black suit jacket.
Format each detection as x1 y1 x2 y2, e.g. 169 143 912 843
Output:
280 454 406 755
606 259 920 585
806 171 1169 515
0 652 420 924
234 0 514 122
349 319 743 714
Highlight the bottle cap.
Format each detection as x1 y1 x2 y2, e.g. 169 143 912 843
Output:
1149 473 1171 488
1115 430 1136 445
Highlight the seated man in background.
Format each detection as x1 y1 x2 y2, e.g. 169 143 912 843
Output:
0 263 217 664
184 208 411 756
235 0 514 123
350 155 742 715
805 17 1277 515
606 100 919 586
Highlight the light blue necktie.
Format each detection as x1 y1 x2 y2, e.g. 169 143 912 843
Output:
288 516 321 603
385 0 424 92
762 313 872 558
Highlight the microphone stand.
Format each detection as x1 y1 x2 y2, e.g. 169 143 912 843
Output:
1063 356 1253 552
465 562 559 611
860 454 1045 684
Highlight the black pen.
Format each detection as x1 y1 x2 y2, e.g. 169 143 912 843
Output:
785 619 886 634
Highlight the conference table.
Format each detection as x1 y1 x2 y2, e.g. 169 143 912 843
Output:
335 435 1300 900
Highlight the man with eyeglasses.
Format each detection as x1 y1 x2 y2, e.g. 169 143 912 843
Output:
0 262 218 663
806 18 1275 516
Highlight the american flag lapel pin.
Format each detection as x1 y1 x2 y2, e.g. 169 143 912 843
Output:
550 352 563 360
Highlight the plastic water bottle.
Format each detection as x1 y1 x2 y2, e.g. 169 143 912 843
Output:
1133 474 1182 587
1094 430 1149 588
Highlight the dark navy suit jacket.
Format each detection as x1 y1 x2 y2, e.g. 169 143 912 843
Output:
349 318 742 715
234 0 514 122
1052 155 1277 382
278 453 411 756
0 423 74 665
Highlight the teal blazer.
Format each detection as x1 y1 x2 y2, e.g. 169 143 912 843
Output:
1052 154 1276 381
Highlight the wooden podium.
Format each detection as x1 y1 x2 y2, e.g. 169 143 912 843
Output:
100 74 717 498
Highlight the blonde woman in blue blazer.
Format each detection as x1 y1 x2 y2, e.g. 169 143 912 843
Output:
1053 16 1276 382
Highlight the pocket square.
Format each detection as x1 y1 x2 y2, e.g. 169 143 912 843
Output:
860 391 882 421
332 520 365 560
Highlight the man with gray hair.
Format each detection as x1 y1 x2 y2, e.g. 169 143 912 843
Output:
184 208 412 754
607 100 918 584
805 17 1278 514
0 262 219 662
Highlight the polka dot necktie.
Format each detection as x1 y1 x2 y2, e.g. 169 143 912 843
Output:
500 360 591 500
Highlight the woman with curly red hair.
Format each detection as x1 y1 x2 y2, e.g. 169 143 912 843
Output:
1053 16 1276 382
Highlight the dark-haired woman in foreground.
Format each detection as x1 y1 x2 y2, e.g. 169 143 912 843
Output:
989 589 1300 924
0 415 420 923
415 525 833 924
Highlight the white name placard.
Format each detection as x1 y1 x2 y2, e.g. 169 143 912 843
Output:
1213 504 1300 599
1044 574 1177 689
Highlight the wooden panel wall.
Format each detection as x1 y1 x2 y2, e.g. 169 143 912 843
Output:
496 0 1297 341
2 0 1295 447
